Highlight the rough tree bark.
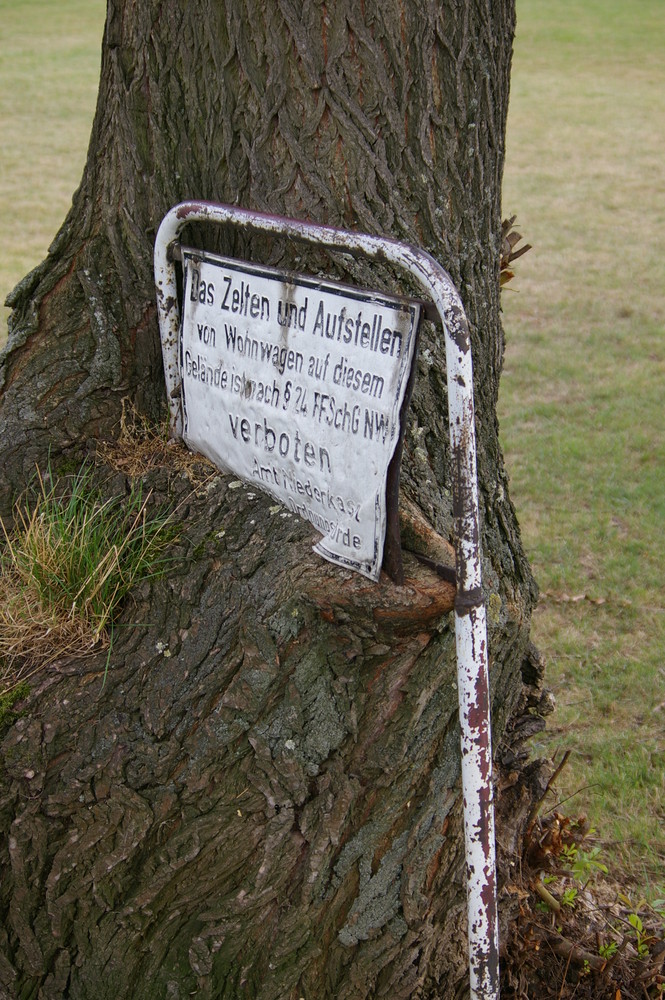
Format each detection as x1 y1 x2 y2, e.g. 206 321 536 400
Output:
0 2 545 998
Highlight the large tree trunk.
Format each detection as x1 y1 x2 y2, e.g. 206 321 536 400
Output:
0 2 542 997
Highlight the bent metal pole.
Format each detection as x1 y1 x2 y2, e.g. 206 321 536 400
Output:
154 201 500 1000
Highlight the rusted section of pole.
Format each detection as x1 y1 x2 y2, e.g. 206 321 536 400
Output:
155 201 499 999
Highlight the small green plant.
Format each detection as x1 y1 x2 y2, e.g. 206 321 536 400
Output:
559 843 578 864
627 912 650 957
598 939 618 960
561 886 578 909
0 464 174 690
571 847 608 884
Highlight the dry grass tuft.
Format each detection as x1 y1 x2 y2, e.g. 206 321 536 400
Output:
1 404 219 696
0 567 92 697
0 464 174 695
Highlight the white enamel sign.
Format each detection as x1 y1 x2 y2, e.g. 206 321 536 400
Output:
179 248 419 580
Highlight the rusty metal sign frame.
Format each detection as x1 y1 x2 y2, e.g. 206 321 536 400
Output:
154 201 499 1000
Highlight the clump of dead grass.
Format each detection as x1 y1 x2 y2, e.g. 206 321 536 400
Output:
98 399 215 488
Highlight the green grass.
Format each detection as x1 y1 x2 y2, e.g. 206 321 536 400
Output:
1 0 663 893
0 0 105 336
501 0 665 887
0 464 174 692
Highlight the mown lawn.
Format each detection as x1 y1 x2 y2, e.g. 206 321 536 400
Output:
500 0 665 890
0 0 105 334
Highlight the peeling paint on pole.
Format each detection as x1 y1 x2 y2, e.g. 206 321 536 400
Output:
155 201 500 1000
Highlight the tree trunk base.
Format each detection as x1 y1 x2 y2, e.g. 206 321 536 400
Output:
1 455 548 1000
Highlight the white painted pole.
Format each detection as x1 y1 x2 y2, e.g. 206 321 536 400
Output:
154 202 499 999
